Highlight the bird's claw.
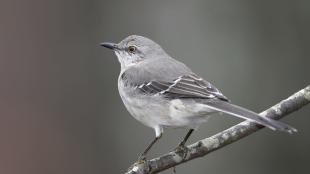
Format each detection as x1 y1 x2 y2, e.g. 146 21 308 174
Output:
127 156 148 172
174 144 189 161
172 144 189 174
137 154 147 161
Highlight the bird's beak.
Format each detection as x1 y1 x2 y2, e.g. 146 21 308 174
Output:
100 42 119 50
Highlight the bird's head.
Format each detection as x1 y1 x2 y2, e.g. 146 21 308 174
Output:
101 35 167 69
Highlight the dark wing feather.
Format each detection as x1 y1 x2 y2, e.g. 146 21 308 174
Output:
137 74 228 101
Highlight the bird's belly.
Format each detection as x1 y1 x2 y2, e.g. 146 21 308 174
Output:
124 98 171 128
120 89 216 129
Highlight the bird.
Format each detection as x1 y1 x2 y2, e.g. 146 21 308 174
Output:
100 35 297 161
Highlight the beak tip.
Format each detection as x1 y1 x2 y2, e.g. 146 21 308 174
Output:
100 42 117 50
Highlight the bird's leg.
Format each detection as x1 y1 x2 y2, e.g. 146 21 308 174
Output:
132 126 163 166
127 133 163 172
137 135 161 161
178 129 194 147
139 126 163 161
172 129 194 173
175 129 194 160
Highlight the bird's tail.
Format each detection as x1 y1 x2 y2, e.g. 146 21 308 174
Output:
201 99 297 134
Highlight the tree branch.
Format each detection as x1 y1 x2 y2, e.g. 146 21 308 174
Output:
125 85 310 174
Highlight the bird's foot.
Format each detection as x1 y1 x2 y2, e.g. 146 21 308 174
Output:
137 154 147 163
127 155 147 172
172 144 189 174
174 143 189 161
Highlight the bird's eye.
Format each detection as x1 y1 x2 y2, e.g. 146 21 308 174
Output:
128 46 137 53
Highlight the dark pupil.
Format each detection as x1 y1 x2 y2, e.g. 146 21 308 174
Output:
129 46 135 52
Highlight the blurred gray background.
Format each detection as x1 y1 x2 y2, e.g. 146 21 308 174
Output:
0 0 309 174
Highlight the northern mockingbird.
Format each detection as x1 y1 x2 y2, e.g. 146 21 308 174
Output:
101 35 297 161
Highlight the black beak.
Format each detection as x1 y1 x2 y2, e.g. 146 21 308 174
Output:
100 42 119 50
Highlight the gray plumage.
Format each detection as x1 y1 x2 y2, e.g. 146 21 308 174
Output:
101 35 297 139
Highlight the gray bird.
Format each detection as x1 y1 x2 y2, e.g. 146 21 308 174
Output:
101 35 297 161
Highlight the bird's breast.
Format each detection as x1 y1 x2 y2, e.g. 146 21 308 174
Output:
118 78 171 128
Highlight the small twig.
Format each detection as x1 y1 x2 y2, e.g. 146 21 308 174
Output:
125 85 310 174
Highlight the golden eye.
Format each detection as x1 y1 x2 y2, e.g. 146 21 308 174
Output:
128 46 137 53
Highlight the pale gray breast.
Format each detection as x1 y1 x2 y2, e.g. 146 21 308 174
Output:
118 73 172 128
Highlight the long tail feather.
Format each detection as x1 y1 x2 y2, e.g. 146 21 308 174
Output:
202 100 297 134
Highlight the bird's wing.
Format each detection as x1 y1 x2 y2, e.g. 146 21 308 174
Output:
137 73 229 101
137 73 297 134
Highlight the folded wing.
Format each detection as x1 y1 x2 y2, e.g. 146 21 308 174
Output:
137 73 229 101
